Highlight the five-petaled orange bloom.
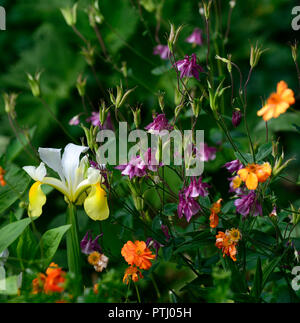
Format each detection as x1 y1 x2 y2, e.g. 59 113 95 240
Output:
215 229 241 262
123 266 144 285
237 162 271 190
209 198 222 228
121 240 155 270
44 262 66 294
257 81 295 121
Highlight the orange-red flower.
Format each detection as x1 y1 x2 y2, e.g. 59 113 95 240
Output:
121 240 155 270
215 229 241 262
32 273 46 294
257 81 295 121
123 266 144 285
44 263 66 294
0 167 6 187
237 162 271 190
209 198 222 228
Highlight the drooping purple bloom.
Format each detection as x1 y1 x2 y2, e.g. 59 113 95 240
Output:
232 109 242 128
115 155 147 180
174 53 204 80
185 177 209 198
80 231 103 255
146 238 163 256
234 191 262 218
195 143 217 162
224 159 243 173
144 147 161 172
161 224 170 241
69 115 80 126
185 28 203 46
86 111 101 127
145 113 173 135
153 44 171 60
178 190 201 222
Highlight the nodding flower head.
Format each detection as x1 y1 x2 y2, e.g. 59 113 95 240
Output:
185 28 203 46
174 53 204 80
23 143 109 221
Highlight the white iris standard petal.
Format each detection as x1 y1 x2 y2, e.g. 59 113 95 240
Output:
23 162 46 182
38 147 65 181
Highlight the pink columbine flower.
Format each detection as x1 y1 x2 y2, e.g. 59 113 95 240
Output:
195 143 217 162
69 115 80 126
234 191 262 218
185 177 209 198
174 53 204 80
145 113 173 135
224 159 244 173
232 109 242 128
115 155 147 180
153 44 171 60
86 111 101 127
186 28 203 46
178 191 201 222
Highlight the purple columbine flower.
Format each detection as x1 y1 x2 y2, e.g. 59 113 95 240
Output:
161 224 170 241
185 177 209 198
234 191 262 218
174 53 204 80
228 176 245 195
153 44 171 60
145 113 173 135
146 238 163 256
86 111 101 127
224 159 243 173
144 148 161 172
185 28 203 46
115 155 147 180
178 190 201 222
232 109 242 128
80 231 103 255
195 143 217 162
69 115 80 126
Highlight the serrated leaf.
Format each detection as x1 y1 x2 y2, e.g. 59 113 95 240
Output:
255 143 272 162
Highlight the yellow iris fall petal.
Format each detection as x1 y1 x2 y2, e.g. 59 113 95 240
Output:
84 183 109 221
28 181 46 218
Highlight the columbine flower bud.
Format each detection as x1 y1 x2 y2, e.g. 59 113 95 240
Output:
109 83 136 109
232 108 242 127
157 91 165 112
27 71 42 97
215 55 232 73
121 61 127 79
250 43 267 68
3 93 18 119
81 45 95 66
87 1 104 28
60 3 78 26
131 107 141 129
76 74 87 97
203 0 212 20
168 23 183 51
99 100 109 126
291 41 298 63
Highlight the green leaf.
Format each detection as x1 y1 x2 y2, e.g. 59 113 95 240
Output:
255 143 272 162
36 224 71 269
0 274 22 295
0 218 32 254
234 151 253 164
262 255 284 289
250 257 262 300
0 164 31 214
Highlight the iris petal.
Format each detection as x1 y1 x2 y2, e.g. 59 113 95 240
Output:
84 183 109 221
28 181 47 218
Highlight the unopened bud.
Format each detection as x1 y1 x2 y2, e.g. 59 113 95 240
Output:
87 1 104 28
26 71 42 97
3 93 18 119
60 3 78 26
81 45 95 66
76 74 87 97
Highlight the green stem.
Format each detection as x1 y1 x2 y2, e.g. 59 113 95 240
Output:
134 282 141 303
66 203 82 295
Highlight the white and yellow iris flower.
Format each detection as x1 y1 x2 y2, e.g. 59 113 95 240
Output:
23 143 109 221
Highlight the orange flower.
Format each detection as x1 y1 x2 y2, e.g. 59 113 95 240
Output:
44 263 66 294
123 266 144 285
88 251 102 266
0 167 6 187
209 198 222 228
215 229 241 262
237 162 271 190
257 81 295 121
32 273 46 294
121 240 155 270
